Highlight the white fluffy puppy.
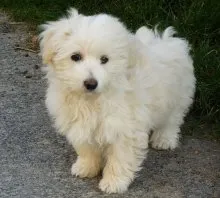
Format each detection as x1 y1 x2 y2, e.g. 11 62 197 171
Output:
39 8 195 193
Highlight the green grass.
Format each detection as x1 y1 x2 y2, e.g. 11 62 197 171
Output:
1 0 220 139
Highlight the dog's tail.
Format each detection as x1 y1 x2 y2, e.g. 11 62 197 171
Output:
135 26 155 45
135 26 177 45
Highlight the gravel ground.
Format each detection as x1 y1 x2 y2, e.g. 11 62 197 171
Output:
0 12 220 198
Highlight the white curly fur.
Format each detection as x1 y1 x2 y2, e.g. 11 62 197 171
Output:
39 8 195 194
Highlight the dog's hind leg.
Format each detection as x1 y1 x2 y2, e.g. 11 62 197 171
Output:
150 111 184 150
150 125 180 150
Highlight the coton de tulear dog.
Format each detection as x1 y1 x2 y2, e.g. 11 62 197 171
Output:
39 8 195 194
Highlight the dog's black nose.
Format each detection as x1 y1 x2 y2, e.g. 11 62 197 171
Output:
84 78 98 91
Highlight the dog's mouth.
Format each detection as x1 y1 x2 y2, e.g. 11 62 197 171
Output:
83 88 101 100
84 89 97 94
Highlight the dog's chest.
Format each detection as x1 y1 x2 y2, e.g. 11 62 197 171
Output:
64 95 133 144
48 89 138 145
59 95 109 142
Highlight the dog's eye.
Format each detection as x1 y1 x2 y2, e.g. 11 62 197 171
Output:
71 53 82 62
100 55 109 64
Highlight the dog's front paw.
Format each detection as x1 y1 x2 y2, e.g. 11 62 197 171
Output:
71 157 100 178
99 176 129 194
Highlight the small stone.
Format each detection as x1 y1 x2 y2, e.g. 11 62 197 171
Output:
24 53 29 57
15 44 19 47
21 70 28 75
34 64 39 69
25 75 32 78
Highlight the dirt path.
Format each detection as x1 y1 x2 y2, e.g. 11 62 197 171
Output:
0 12 219 198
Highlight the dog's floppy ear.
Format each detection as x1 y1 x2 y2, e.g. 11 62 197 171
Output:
39 8 79 65
39 23 57 65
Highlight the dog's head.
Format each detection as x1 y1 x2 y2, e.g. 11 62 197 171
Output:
39 8 133 93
